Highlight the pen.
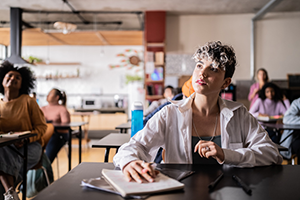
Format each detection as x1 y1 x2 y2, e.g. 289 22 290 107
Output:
208 173 224 191
232 175 252 195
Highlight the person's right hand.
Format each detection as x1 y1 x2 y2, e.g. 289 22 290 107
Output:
123 160 157 183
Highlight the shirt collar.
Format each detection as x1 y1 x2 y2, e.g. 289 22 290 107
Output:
170 92 243 118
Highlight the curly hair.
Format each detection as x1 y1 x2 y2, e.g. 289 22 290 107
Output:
259 82 286 107
0 61 36 95
193 41 237 79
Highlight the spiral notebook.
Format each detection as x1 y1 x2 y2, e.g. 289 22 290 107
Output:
101 169 184 197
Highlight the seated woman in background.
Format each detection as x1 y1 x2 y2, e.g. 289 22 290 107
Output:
113 41 282 183
249 82 290 143
249 82 290 118
0 61 47 200
41 88 70 163
248 68 269 109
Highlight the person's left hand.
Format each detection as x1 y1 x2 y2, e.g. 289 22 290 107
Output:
194 140 224 163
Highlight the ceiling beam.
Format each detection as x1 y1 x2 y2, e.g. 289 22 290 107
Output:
23 10 143 15
1 21 123 25
252 0 283 21
62 0 89 24
95 32 109 45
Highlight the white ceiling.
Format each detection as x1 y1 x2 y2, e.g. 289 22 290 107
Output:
0 0 300 31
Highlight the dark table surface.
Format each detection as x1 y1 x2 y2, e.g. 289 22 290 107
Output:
52 121 88 128
33 162 300 200
92 133 130 148
261 122 300 130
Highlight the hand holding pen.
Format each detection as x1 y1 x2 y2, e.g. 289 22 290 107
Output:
123 160 158 183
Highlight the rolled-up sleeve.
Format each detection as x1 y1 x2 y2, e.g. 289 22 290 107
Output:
223 106 283 167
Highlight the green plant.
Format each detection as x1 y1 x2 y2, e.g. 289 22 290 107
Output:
28 56 42 64
125 74 143 84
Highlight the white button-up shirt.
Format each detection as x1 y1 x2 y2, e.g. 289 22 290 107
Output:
114 93 283 169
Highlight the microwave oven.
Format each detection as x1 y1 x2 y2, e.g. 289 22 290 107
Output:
81 98 101 109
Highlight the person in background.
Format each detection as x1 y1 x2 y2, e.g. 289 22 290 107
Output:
30 92 39 105
143 88 183 164
143 88 182 126
0 61 47 200
114 41 282 183
249 82 290 118
41 88 70 163
249 82 290 143
248 68 269 109
144 85 175 116
181 76 195 98
279 98 300 164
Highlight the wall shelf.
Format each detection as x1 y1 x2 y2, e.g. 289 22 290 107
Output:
146 95 164 100
146 43 165 47
34 62 81 65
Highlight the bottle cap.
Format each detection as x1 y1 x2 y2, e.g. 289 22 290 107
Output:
131 101 143 110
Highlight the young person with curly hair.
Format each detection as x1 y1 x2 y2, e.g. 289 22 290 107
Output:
0 61 47 200
113 41 282 183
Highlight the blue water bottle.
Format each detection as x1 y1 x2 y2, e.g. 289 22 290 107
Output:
131 102 143 137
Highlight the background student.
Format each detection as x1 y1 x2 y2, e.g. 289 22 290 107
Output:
144 85 175 116
249 82 290 118
248 68 269 109
279 97 300 164
0 61 47 200
249 82 290 143
41 88 70 163
113 41 282 183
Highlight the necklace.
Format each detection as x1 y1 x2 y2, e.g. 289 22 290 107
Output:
192 113 218 141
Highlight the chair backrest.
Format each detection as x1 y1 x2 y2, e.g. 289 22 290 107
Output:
42 123 55 148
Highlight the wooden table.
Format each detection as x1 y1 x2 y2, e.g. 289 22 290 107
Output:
0 134 37 200
92 133 130 162
115 122 131 133
52 122 88 171
33 162 300 200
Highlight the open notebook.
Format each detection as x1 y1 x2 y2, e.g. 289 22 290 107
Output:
101 169 184 198
257 115 283 122
0 131 31 138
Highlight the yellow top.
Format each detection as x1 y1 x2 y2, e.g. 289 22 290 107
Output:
0 94 47 145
